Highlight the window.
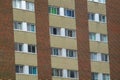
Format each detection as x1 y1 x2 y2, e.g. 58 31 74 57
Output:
92 73 98 80
29 66 37 75
65 29 76 38
27 23 35 32
100 34 108 42
52 68 63 77
99 14 106 23
15 43 23 51
66 49 77 58
28 44 36 53
91 53 98 61
101 54 109 62
16 65 24 73
64 9 75 17
26 2 34 11
49 6 59 15
99 0 106 3
67 70 78 78
103 74 110 80
50 27 60 35
14 21 22 30
89 33 96 41
88 13 95 21
51 48 62 56
13 0 22 8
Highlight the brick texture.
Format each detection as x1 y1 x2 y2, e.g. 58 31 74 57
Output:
106 0 120 80
35 0 52 80
75 0 91 80
0 0 15 80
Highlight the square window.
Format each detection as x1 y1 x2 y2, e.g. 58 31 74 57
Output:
16 65 24 73
101 54 109 62
29 66 37 75
100 34 108 42
27 23 35 32
14 21 22 30
51 48 62 56
92 72 98 80
66 49 77 58
64 9 75 17
15 43 23 51
52 68 63 77
65 29 76 38
67 70 78 78
103 74 110 80
26 2 34 11
88 13 95 21
13 0 22 8
50 27 60 35
89 33 96 41
49 6 60 15
28 44 36 53
91 53 98 61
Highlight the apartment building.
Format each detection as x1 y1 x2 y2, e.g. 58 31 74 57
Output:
0 0 120 80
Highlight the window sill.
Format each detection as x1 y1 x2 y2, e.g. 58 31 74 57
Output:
15 51 37 55
14 30 36 33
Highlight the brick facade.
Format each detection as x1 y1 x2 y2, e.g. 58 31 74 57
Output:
35 0 52 79
0 0 15 79
75 0 91 80
106 0 120 80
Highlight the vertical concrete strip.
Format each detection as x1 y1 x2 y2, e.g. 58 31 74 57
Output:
0 0 15 80
75 0 91 79
35 0 52 79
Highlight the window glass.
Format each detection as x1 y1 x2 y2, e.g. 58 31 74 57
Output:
64 9 75 17
29 66 37 75
52 68 63 77
49 6 59 15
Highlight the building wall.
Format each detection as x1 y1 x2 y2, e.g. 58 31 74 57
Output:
0 0 15 79
106 0 120 80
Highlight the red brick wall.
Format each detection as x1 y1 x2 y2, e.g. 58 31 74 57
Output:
35 0 52 79
0 0 15 80
75 0 91 80
106 0 120 80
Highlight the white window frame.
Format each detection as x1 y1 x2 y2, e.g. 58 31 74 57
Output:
13 0 22 9
28 44 36 53
89 33 96 41
16 65 24 74
66 49 77 58
15 43 24 52
27 23 36 32
51 48 62 56
64 8 75 18
65 29 76 38
14 21 22 30
29 66 37 75
50 27 61 35
52 68 63 77
26 2 34 11
67 70 78 78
